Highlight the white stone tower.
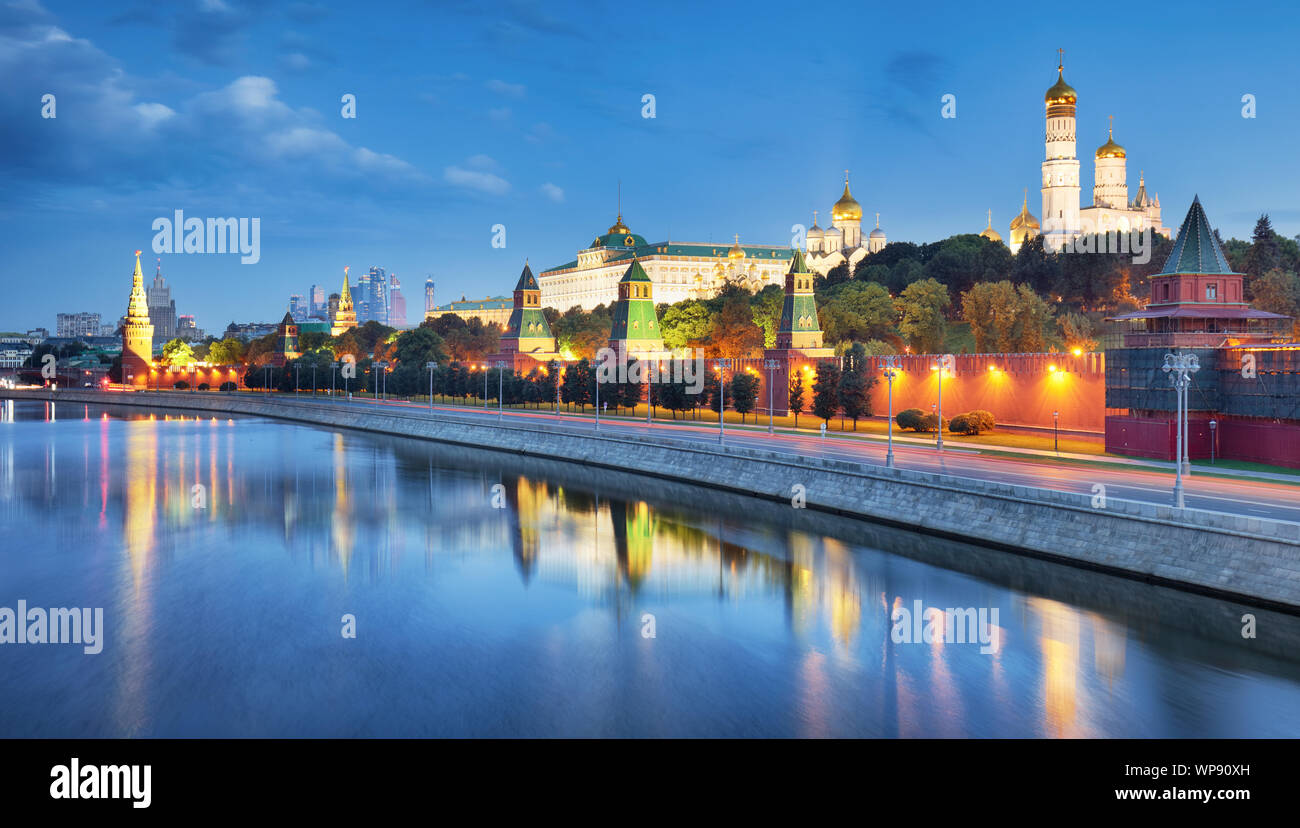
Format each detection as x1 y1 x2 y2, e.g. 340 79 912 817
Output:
1041 49 1080 251
1093 116 1128 211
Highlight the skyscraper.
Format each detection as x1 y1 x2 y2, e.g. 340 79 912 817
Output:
147 258 177 342
365 266 388 326
388 274 407 327
424 277 435 314
288 294 307 321
309 284 326 317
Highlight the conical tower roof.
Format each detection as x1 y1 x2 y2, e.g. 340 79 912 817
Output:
1159 196 1236 275
619 257 652 283
514 261 539 290
127 250 150 320
788 248 811 274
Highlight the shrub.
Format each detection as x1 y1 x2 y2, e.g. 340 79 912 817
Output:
919 413 949 433
197 383 210 391
968 409 996 432
895 408 926 431
173 380 189 390
950 410 996 435
219 381 237 392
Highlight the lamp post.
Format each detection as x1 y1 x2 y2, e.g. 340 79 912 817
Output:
882 355 900 468
481 365 488 410
492 360 508 421
311 363 317 397
711 358 731 444
1209 418 1217 464
376 361 389 401
330 361 338 398
263 364 270 397
931 354 951 452
594 361 600 430
763 358 780 434
426 361 438 412
1162 351 1200 509
294 362 300 396
1053 410 1059 454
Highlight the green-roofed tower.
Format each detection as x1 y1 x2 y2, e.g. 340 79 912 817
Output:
500 261 556 354
775 250 825 350
608 258 664 355
1157 195 1235 276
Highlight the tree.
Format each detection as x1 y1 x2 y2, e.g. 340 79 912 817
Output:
897 278 950 354
896 408 926 431
391 326 446 368
709 293 764 358
207 337 246 365
562 359 592 411
1251 269 1300 338
811 362 841 427
160 338 197 367
961 281 1017 353
819 281 897 345
658 301 714 352
750 284 784 349
730 372 760 424
1058 311 1098 352
537 360 560 408
788 370 807 429
1245 214 1281 281
838 343 876 430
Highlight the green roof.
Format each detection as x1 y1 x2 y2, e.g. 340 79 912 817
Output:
434 296 511 312
620 259 652 283
514 262 539 291
788 248 810 274
1159 196 1236 276
540 241 793 277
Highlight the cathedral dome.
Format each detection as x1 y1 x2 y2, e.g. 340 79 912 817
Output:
589 213 647 249
980 210 1003 243
1010 195 1039 231
727 235 746 259
869 226 886 239
808 211 823 236
1044 69 1076 104
832 178 862 222
1096 128 1125 159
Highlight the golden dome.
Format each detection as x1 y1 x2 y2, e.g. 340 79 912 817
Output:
1096 125 1125 158
980 209 1003 243
607 213 630 234
1009 192 1039 231
1045 69 1076 104
727 234 745 259
832 176 862 222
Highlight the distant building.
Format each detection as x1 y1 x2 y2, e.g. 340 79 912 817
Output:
223 321 279 342
289 294 308 322
805 174 887 276
176 315 204 341
147 259 177 342
424 278 435 314
309 284 326 317
0 343 34 368
425 295 512 328
268 312 301 367
56 312 101 338
25 328 49 343
388 274 407 327
98 324 118 337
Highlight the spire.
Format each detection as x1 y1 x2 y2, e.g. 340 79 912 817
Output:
875 212 880 229
1159 197 1235 275
1058 47 1064 72
127 250 150 320
514 261 539 291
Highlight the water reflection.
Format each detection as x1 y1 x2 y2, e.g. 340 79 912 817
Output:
1 400 1299 738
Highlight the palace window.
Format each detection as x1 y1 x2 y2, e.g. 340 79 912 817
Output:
1206 284 1218 300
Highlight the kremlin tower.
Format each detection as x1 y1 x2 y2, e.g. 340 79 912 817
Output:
121 250 154 386
330 266 358 336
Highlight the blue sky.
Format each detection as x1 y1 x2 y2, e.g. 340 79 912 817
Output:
3 0 1299 333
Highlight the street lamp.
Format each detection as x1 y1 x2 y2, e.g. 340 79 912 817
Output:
1162 351 1200 509
330 361 338 398
481 364 488 410
882 355 901 468
1209 418 1218 464
376 361 389 401
1053 410 1059 454
426 361 438 412
711 358 732 444
763 358 780 434
262 364 270 397
492 360 508 421
930 354 951 452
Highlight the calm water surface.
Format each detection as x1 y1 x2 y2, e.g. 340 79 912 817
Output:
2 398 1299 737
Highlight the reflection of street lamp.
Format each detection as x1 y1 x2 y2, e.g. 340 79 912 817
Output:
1209 418 1217 465
1053 410 1059 454
1162 351 1200 508
763 358 780 434
882 356 901 468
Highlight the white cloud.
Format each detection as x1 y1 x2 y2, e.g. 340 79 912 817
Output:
485 79 525 98
444 163 509 196
133 102 175 129
540 182 564 203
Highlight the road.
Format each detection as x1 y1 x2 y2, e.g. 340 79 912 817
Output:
216 390 1300 525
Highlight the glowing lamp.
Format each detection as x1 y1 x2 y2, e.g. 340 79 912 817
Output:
1071 348 1083 356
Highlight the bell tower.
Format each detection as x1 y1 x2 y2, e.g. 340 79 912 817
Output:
1041 49 1080 250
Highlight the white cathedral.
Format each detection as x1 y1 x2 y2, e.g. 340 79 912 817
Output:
1013 53 1168 254
804 173 887 275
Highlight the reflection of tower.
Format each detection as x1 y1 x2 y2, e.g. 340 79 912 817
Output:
610 499 656 590
122 251 154 387
330 433 354 573
504 476 541 584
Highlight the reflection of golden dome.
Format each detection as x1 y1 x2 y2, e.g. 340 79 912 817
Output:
832 177 862 222
1096 126 1125 158
727 234 745 259
1045 69 1076 104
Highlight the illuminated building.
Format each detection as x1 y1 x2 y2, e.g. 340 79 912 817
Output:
607 258 665 356
268 312 301 367
761 249 835 414
121 251 154 387
486 262 560 370
538 211 793 311
425 295 511 328
805 173 886 275
1105 197 1298 466
330 267 358 336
